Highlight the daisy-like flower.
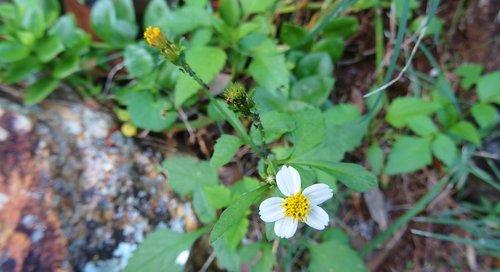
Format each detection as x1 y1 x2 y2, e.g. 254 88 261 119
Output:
144 26 168 49
259 165 333 238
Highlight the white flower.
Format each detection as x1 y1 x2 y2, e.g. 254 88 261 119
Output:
259 165 333 239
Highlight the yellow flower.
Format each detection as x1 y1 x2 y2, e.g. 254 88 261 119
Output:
144 26 167 49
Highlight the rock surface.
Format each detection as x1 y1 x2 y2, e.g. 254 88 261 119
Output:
0 97 198 272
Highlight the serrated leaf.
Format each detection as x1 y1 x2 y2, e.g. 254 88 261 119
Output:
291 108 325 156
258 110 295 143
407 115 438 136
431 133 457 166
290 160 378 192
210 135 243 167
386 97 441 128
367 143 384 175
124 45 154 78
204 185 231 209
449 121 481 146
193 187 216 223
308 240 367 272
230 177 260 200
248 53 289 92
163 156 218 196
127 91 177 132
385 136 432 175
471 103 497 128
24 77 59 105
124 228 206 272
210 185 269 242
291 75 335 106
174 46 227 107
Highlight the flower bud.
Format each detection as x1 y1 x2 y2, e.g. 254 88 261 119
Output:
223 83 255 116
144 26 182 64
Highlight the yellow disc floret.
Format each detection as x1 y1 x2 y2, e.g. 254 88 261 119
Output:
144 26 167 48
282 192 311 222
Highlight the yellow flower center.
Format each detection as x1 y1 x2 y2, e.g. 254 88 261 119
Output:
282 192 310 222
144 26 167 48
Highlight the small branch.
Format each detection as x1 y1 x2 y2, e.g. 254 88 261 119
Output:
199 251 216 272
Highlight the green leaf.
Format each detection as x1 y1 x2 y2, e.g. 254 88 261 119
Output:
24 77 59 105
308 240 367 272
280 22 307 47
295 52 333 79
210 100 251 146
290 160 377 192
311 36 345 62
476 72 500 104
252 242 276 271
291 76 335 106
449 121 481 146
35 35 64 62
323 16 359 38
410 16 443 37
431 133 457 166
210 134 243 167
53 54 80 79
90 0 138 45
193 187 216 223
163 156 218 196
124 228 206 272
124 45 154 78
240 0 276 15
248 53 290 92
385 136 432 175
225 217 249 250
210 185 269 242
164 6 211 35
127 91 177 132
39 0 61 27
291 108 325 156
407 116 438 136
204 185 231 209
230 177 260 200
385 97 441 128
258 110 295 143
454 63 483 89
213 237 240 271
174 46 227 107
471 103 497 128
323 103 361 124
0 40 30 63
219 0 241 27
143 0 171 33
367 143 384 175
21 6 45 37
5 58 41 83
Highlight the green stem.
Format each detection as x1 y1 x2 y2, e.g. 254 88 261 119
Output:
252 112 268 158
180 60 259 152
374 0 384 85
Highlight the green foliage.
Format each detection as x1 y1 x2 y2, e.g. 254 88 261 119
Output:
124 45 154 78
210 185 269 243
124 228 206 272
127 91 177 132
163 156 218 196
385 136 432 175
210 135 243 167
24 77 60 105
308 233 367 272
367 143 384 175
431 134 457 166
476 71 500 104
385 97 440 128
454 63 483 89
91 0 138 45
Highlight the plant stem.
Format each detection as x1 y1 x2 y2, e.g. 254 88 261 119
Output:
252 112 268 158
179 60 259 153
375 0 384 85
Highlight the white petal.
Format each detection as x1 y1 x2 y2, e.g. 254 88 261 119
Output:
259 197 285 222
274 217 298 239
276 165 301 196
305 205 329 230
302 183 333 205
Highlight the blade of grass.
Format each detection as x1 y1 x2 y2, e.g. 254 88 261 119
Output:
361 174 450 256
411 229 500 251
